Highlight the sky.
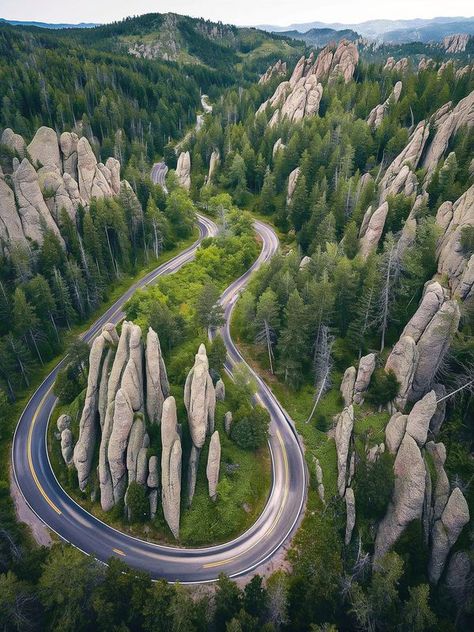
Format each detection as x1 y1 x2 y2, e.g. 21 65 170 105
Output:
1 0 473 27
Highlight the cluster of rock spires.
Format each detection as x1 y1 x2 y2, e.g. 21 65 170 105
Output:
256 40 358 128
0 125 133 253
258 59 287 85
443 33 470 53
63 322 222 539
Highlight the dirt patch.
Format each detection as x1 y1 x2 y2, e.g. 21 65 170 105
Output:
9 465 52 547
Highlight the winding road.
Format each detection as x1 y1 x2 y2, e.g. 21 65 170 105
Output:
12 213 307 583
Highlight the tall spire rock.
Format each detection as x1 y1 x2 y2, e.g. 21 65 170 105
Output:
161 396 182 539
145 327 170 425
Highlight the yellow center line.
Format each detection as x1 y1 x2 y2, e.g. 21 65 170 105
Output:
203 429 289 569
28 386 62 515
113 548 126 556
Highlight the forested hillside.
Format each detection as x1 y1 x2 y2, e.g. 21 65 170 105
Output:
1 13 474 632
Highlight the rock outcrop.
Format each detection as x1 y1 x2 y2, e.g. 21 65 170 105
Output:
436 185 474 300
345 487 356 545
286 167 300 205
176 151 191 191
384 57 408 72
367 81 402 129
353 353 376 404
1 128 26 157
161 396 182 538
428 487 470 583
184 344 216 504
335 405 354 496
423 91 474 175
405 390 437 447
375 434 425 560
27 126 61 171
206 431 221 500
207 150 220 183
385 412 407 454
60 429 74 466
340 366 356 407
259 59 287 84
443 33 470 53
145 328 169 424
0 176 28 251
359 202 389 258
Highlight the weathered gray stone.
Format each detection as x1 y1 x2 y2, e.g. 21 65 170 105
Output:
60 428 74 466
145 327 169 424
77 137 112 202
375 434 425 559
126 417 146 484
176 151 191 191
98 348 114 430
186 444 201 507
121 323 143 412
286 167 300 205
136 447 148 486
149 489 158 520
206 431 221 501
107 389 134 504
406 390 437 447
335 405 354 497
0 177 28 250
425 441 450 522
147 456 159 488
353 353 376 404
207 150 220 183
385 413 407 454
430 384 447 435
385 336 418 410
402 282 446 343
184 344 216 449
359 202 389 259
429 488 470 583
345 487 356 545
367 81 402 129
27 126 61 171
161 396 182 539
215 379 225 402
340 366 356 406
1 128 26 158
73 334 107 490
57 414 71 433
59 132 79 179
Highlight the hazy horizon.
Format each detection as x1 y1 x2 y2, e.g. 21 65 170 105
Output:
1 0 473 28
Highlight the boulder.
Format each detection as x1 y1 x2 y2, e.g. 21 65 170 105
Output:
402 282 446 343
107 389 134 504
374 434 425 559
59 132 79 179
161 396 182 539
147 456 159 488
1 128 26 158
359 203 389 259
272 138 285 157
57 414 71 433
145 327 169 424
345 487 356 545
215 379 225 402
335 405 354 496
27 126 61 171
409 300 460 402
206 431 221 501
385 413 407 454
13 158 64 245
0 177 28 250
428 488 470 583
340 366 356 406
385 336 418 410
405 390 437 447
184 344 216 449
73 334 106 490
77 137 112 202
299 255 312 270
353 353 376 404
176 151 191 191
126 417 146 484
102 322 119 347
60 428 74 466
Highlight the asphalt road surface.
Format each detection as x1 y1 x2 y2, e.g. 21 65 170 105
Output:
150 161 168 192
12 214 307 582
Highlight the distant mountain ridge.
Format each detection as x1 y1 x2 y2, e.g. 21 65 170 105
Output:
257 15 474 43
278 27 360 47
0 18 98 29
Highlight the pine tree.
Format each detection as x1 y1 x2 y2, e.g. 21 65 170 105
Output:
255 288 280 374
278 290 309 388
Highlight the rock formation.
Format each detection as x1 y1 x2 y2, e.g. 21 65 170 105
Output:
176 151 191 190
207 150 220 183
60 429 74 466
27 126 62 171
367 81 402 129
1 128 26 157
345 487 356 545
384 57 408 72
224 411 233 435
385 412 407 454
272 138 285 157
422 91 474 175
286 167 300 205
436 185 474 300
145 327 169 424
340 366 357 406
335 405 354 497
206 431 221 500
184 344 216 504
405 390 437 447
374 434 425 560
359 202 389 258
443 33 470 53
161 396 182 538
353 353 376 404
259 59 287 84
428 488 470 583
